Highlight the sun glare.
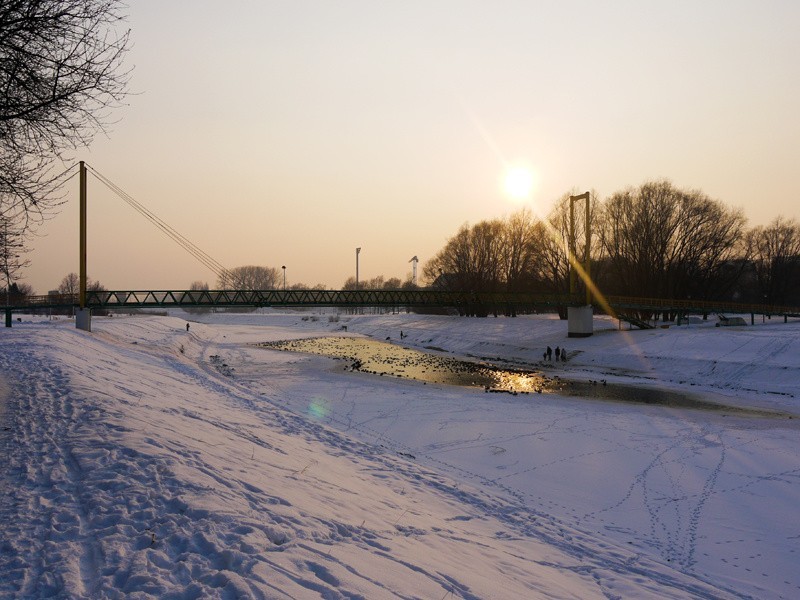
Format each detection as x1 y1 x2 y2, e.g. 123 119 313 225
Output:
504 166 535 201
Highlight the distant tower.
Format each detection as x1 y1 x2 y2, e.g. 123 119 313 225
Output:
409 255 419 286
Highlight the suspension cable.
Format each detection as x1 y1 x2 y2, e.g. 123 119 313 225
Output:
84 164 229 282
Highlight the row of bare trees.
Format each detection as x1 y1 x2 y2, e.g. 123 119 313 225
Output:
601 181 747 302
214 266 327 291
341 275 416 290
425 180 800 309
745 217 800 305
423 194 595 297
217 266 281 290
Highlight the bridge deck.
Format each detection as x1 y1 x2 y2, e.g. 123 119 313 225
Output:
5 290 800 320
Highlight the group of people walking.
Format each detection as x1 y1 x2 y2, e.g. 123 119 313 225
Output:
544 345 567 362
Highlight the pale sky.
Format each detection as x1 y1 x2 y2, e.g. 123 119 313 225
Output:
25 0 800 293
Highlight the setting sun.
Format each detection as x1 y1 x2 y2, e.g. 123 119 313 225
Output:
504 166 535 201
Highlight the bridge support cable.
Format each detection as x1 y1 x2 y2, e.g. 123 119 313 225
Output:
84 164 230 282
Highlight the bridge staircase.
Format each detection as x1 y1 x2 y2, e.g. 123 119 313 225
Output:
616 314 656 330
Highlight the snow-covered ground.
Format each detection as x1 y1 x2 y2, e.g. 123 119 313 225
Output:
1 310 798 599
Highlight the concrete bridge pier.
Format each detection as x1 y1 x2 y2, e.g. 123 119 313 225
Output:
568 305 593 338
76 308 91 332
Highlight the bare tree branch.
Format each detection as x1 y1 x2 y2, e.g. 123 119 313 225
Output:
0 0 131 228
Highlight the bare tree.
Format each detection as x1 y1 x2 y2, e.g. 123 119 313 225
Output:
672 192 747 302
87 278 106 292
218 266 280 290
0 0 131 228
501 208 544 292
423 209 555 297
292 282 326 290
746 216 800 305
341 275 395 290
182 280 211 314
383 277 402 290
423 224 470 288
58 272 79 295
365 275 384 289
471 220 505 291
600 180 746 313
400 276 418 290
423 220 505 292
56 271 104 295
3 281 33 305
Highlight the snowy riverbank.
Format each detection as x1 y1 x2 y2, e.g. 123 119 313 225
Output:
1 311 798 598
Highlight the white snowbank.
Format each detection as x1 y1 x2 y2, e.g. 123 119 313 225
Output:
1 311 798 598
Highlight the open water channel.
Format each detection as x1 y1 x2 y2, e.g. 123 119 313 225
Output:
259 336 780 415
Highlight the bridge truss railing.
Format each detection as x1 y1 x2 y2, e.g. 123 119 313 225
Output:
7 290 800 318
16 289 575 310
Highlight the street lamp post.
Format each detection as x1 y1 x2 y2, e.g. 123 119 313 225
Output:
282 265 286 291
356 247 361 290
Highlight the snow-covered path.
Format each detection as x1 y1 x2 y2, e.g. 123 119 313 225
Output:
1 312 798 598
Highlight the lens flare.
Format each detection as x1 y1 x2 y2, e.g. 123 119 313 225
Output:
308 397 329 420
